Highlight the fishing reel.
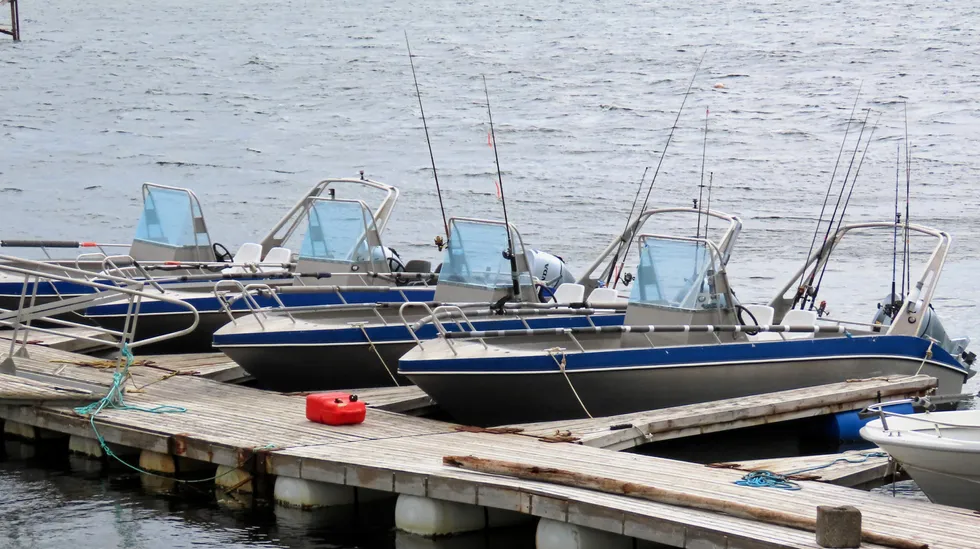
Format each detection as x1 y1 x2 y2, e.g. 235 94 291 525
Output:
620 272 634 287
434 235 445 251
816 300 829 317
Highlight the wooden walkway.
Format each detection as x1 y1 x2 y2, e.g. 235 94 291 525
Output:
0 326 115 354
0 362 975 549
710 450 898 489
511 376 937 450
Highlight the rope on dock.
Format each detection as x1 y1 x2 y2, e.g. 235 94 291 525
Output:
733 451 890 490
71 344 274 482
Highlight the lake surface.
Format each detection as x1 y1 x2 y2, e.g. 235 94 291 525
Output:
1 0 978 546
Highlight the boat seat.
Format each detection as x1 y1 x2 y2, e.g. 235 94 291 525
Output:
552 283 586 304
587 287 620 307
779 309 818 340
259 247 292 273
744 305 782 342
403 259 432 273
222 242 262 274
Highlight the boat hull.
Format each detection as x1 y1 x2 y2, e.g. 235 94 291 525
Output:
221 341 412 391
400 336 971 425
214 314 626 391
861 411 980 510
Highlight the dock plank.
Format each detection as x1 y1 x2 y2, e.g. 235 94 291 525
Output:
511 375 937 450
131 352 253 384
709 450 898 488
0 326 115 354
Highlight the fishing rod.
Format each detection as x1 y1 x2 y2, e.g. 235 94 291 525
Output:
793 83 863 309
704 171 714 239
889 141 900 316
482 75 522 300
799 106 872 310
603 166 650 287
405 32 450 249
809 113 880 312
902 101 911 298
612 50 707 289
695 107 709 240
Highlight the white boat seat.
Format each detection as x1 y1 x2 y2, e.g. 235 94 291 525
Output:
258 246 292 273
552 283 586 304
222 242 263 274
779 309 818 340
744 305 782 342
587 287 620 307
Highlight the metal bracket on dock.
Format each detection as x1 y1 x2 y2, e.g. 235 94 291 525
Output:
0 0 20 42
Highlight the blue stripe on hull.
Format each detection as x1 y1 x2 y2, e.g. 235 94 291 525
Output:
400 335 967 375
213 313 627 346
84 287 436 316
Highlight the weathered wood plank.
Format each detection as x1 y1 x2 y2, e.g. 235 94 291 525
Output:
511 376 937 450
0 326 115 354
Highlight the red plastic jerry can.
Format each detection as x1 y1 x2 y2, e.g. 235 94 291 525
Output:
306 392 366 425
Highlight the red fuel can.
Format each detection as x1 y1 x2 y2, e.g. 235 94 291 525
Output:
306 392 366 426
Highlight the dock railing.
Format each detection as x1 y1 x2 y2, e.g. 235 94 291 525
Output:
0 254 200 387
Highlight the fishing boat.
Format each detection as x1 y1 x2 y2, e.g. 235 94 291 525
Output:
397 211 975 426
861 399 980 510
81 177 440 351
211 216 585 390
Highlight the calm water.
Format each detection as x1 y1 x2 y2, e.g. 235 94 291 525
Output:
1 0 978 546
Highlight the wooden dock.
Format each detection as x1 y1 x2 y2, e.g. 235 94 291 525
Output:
0 326 116 354
510 375 937 450
0 361 975 549
710 450 899 489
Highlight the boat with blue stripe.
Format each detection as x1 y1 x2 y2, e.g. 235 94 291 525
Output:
398 209 975 426
213 216 594 390
83 179 441 351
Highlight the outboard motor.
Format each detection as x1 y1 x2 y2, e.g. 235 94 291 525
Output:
526 249 575 300
874 295 973 368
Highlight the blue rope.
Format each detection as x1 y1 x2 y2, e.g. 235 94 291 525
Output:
734 451 890 490
735 471 801 491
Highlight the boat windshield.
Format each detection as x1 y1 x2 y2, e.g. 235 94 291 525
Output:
629 236 723 310
440 220 531 290
133 186 209 248
299 200 375 263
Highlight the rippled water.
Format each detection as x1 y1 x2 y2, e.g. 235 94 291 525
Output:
1 0 978 546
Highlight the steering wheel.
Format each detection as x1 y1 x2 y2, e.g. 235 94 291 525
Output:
735 304 760 337
213 242 234 263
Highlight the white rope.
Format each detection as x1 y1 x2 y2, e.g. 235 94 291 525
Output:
547 347 592 419
914 340 935 377
358 325 399 386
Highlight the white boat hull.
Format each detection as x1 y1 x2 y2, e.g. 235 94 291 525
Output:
861 410 980 510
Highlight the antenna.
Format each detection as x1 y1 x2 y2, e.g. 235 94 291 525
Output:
405 32 450 246
483 75 521 300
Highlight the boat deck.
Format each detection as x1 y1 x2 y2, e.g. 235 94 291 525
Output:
0 360 975 549
509 375 937 450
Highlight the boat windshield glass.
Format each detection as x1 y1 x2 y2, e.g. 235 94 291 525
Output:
299 200 374 263
629 236 722 310
133 186 208 248
440 220 531 289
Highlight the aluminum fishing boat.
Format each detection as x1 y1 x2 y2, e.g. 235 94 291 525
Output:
212 216 585 390
82 178 439 351
861 399 980 510
398 211 975 425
